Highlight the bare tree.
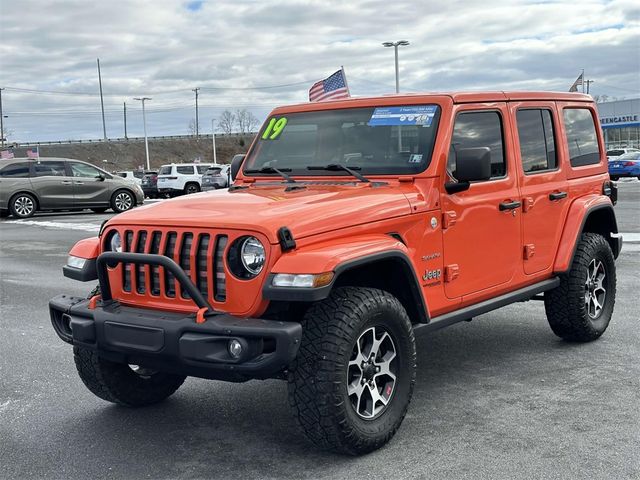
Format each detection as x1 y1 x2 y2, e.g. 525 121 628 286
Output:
246 111 260 133
235 109 260 135
218 110 235 135
187 118 197 136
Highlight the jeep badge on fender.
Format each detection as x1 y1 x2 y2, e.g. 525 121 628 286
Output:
49 91 620 455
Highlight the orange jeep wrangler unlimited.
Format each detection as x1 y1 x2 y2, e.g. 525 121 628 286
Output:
50 92 621 455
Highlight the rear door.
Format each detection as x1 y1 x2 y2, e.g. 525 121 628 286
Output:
440 105 522 299
510 102 570 275
30 160 74 209
67 161 111 207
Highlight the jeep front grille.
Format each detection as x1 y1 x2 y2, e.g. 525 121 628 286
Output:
119 229 228 303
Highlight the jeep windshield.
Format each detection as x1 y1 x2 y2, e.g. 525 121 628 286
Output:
243 105 442 177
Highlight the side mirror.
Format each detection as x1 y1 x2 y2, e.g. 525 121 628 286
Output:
97 173 106 181
230 154 245 181
445 147 491 194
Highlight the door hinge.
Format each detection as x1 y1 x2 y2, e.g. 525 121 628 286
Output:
524 244 536 260
522 197 534 213
442 211 457 230
444 264 459 282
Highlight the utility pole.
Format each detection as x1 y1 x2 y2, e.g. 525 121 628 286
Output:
97 58 107 140
0 87 5 148
192 87 200 138
585 79 594 94
123 102 128 139
211 119 217 164
134 97 152 170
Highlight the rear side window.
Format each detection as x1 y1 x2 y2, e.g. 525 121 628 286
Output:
0 162 31 177
563 108 600 167
176 165 194 174
196 165 209 174
449 111 506 179
516 109 557 173
33 161 66 177
159 166 172 175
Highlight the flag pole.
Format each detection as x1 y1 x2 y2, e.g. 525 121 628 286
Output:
581 69 585 94
341 65 351 97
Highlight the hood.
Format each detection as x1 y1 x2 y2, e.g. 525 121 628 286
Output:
108 182 414 243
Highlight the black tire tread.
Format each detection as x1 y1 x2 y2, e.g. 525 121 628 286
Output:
73 347 185 407
288 286 416 455
545 232 616 342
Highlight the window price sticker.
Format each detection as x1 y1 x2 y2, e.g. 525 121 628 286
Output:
368 105 437 127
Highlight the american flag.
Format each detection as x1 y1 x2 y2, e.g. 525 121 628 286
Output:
569 72 584 92
309 69 350 102
26 147 39 158
1 149 14 159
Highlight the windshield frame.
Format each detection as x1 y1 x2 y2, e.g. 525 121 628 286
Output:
242 104 442 179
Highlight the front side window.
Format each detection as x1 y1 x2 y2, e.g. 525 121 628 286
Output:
244 105 442 176
448 111 505 179
177 165 194 174
516 109 557 173
563 108 600 167
0 162 31 178
70 162 103 178
33 161 66 177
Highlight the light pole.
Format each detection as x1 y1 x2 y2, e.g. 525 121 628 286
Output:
134 97 152 170
382 40 410 93
0 87 5 148
211 119 218 164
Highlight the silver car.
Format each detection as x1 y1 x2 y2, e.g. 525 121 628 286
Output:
201 164 232 191
0 157 144 218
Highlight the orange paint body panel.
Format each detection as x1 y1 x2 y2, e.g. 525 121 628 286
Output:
68 237 100 259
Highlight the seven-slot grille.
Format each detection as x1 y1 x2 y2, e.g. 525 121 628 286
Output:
120 229 228 302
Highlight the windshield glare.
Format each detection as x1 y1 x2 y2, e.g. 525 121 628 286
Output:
244 105 441 176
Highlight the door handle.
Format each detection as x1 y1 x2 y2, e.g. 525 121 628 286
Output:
499 200 521 211
61 180 72 185
549 191 567 201
74 181 84 185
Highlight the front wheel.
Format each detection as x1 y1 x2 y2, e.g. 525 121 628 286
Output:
74 347 186 406
545 233 616 342
288 287 416 455
111 190 135 213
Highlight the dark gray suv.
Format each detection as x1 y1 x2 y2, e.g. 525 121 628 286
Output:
0 157 144 218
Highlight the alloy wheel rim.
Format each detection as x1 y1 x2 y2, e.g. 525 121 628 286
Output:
585 258 606 319
187 185 197 193
15 196 34 216
129 364 156 378
347 326 398 420
115 192 132 211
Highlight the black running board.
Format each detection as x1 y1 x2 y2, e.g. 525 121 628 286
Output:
414 277 560 336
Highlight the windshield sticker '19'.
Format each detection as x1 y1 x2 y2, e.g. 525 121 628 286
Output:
368 105 437 127
261 117 288 140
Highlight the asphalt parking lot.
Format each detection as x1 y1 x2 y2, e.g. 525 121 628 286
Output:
1 183 639 480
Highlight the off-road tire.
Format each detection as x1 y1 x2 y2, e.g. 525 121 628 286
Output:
545 233 616 342
110 189 135 213
91 208 108 213
9 192 37 218
184 183 200 195
288 287 416 455
73 347 186 406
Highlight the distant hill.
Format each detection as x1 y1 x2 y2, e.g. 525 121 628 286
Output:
9 134 255 170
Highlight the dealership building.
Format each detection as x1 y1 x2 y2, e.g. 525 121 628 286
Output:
596 97 640 150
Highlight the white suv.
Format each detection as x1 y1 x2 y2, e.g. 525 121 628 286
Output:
157 163 213 196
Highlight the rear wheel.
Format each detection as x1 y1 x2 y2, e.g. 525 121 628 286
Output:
545 233 616 342
10 193 37 218
184 183 200 195
111 190 135 213
74 347 186 406
288 287 416 455
610 175 619 181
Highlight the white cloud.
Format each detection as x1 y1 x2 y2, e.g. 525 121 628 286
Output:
0 0 638 142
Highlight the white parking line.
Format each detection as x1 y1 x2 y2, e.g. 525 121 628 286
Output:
623 233 640 243
4 219 100 232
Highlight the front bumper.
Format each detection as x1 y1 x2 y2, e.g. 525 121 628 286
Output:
51 251 302 381
50 295 302 381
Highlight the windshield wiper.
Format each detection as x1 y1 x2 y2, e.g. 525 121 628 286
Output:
306 164 370 183
244 166 297 183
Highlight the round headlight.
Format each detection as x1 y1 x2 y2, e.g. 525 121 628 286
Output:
109 232 122 252
240 237 265 275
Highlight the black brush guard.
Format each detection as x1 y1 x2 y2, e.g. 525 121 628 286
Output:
49 252 302 381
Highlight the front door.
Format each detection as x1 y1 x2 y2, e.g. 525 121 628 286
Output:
67 161 111 207
440 106 522 300
510 103 570 274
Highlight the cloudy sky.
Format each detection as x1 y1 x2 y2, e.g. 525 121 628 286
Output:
0 0 638 142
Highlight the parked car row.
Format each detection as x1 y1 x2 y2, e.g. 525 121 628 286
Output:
0 157 145 218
